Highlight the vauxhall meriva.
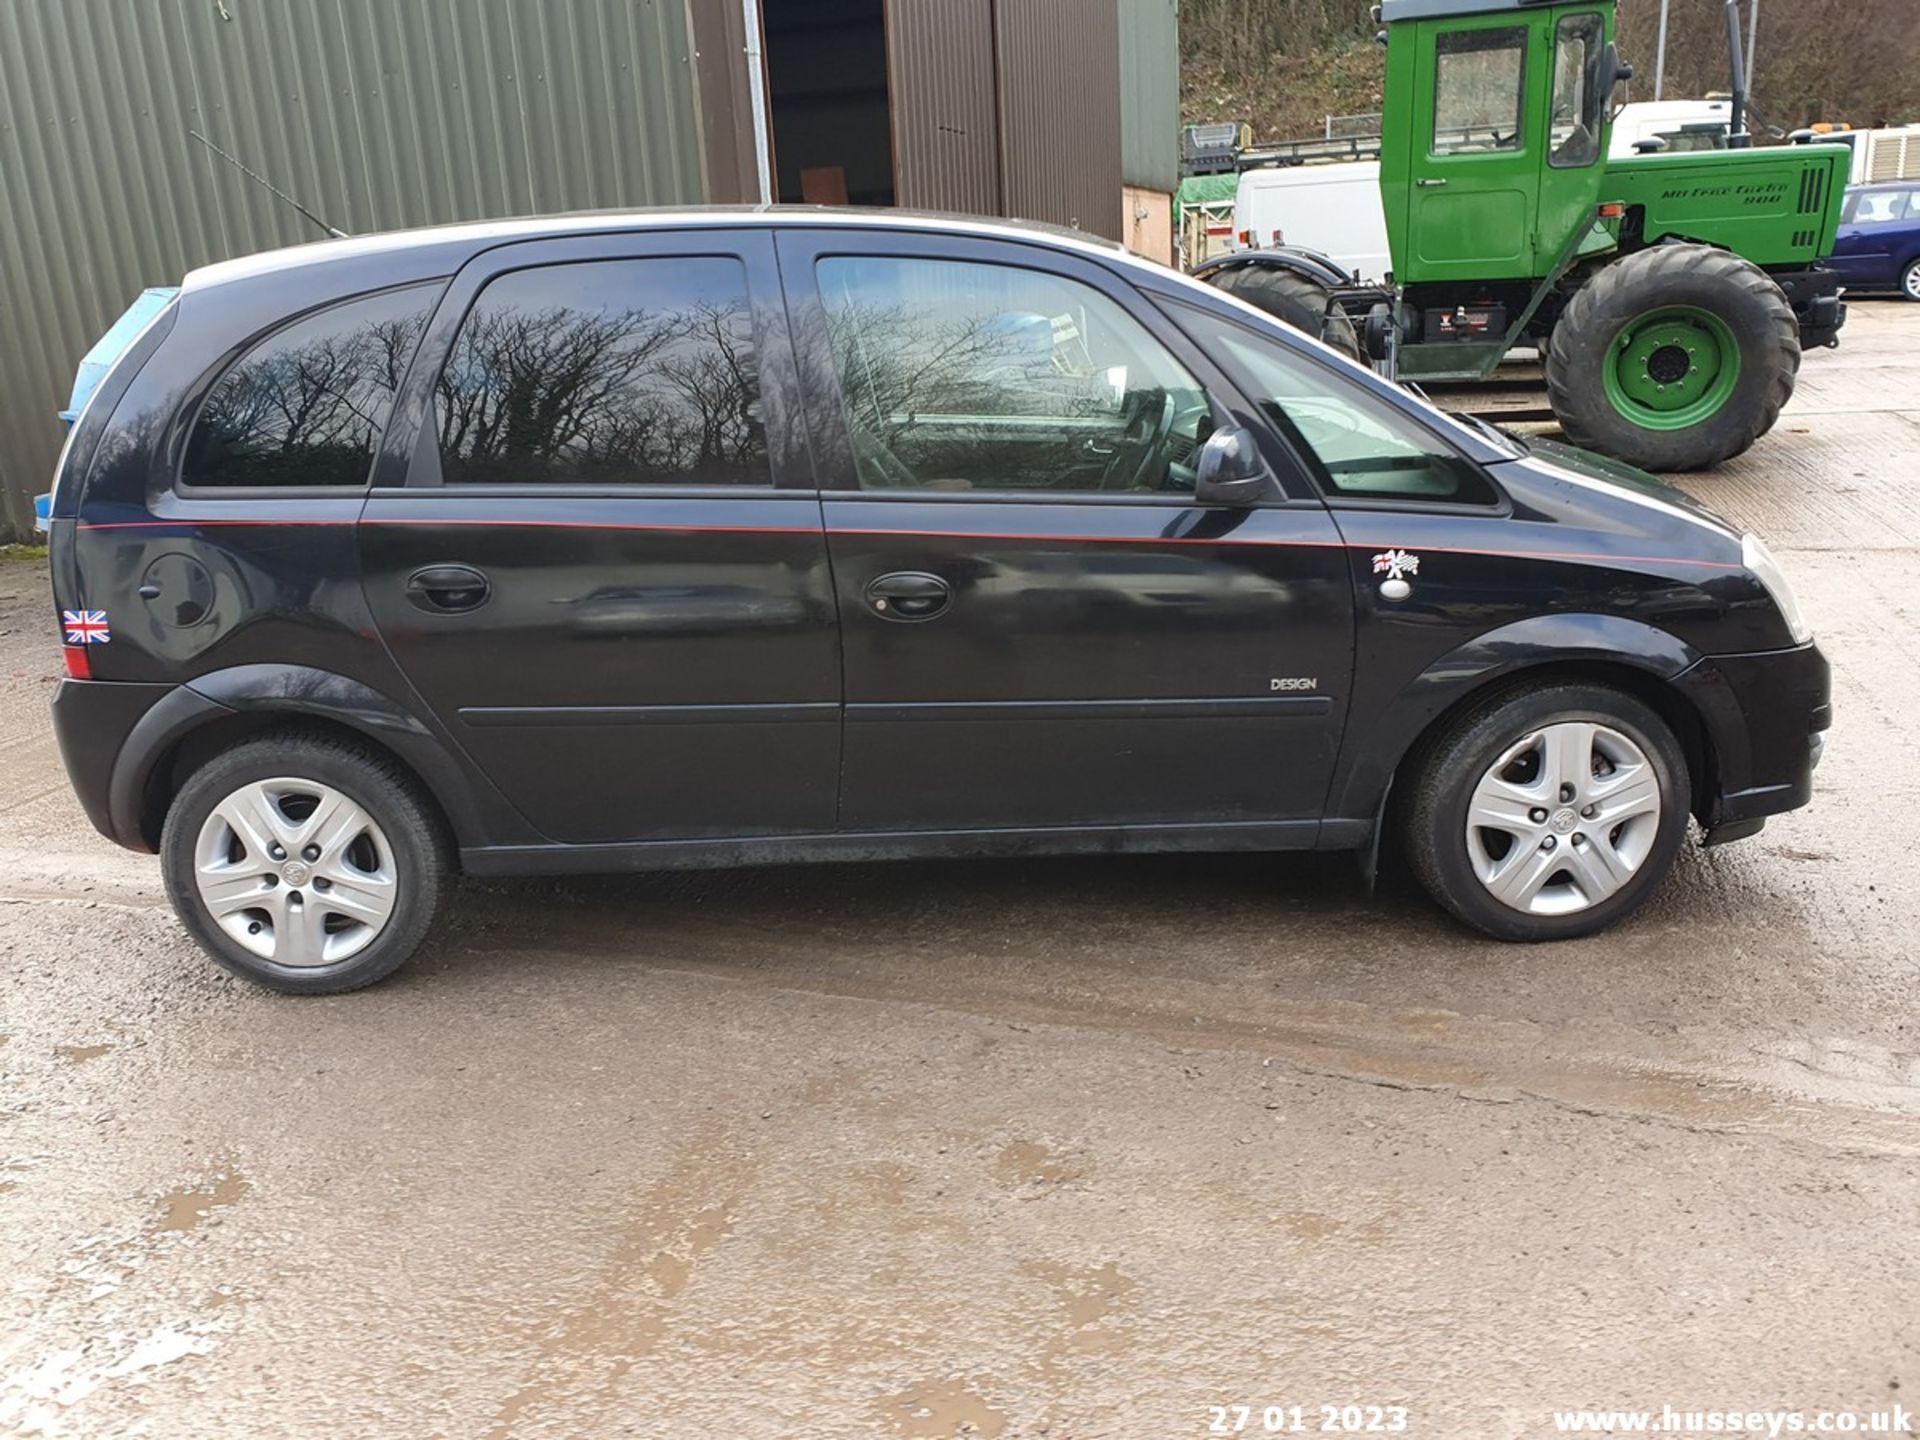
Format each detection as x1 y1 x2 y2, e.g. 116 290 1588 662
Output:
48 211 1829 992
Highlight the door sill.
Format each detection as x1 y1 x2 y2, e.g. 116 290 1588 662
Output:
461 819 1326 876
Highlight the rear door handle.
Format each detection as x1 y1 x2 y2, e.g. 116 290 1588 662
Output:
405 564 491 614
865 571 952 621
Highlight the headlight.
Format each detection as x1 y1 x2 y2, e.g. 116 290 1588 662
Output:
1743 534 1812 644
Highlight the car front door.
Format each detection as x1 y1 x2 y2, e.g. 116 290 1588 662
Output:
777 228 1354 837
359 230 840 846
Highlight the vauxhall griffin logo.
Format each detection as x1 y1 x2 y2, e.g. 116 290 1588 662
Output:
1372 549 1420 581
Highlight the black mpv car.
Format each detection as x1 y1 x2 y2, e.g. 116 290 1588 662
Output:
49 211 1829 993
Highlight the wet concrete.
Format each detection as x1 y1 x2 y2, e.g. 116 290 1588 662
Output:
2 303 1918 1437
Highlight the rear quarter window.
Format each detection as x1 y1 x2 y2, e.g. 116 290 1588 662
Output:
181 283 439 489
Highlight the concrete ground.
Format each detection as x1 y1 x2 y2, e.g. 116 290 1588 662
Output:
2 304 1917 1440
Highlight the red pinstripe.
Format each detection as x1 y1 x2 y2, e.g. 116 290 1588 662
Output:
73 516 1745 571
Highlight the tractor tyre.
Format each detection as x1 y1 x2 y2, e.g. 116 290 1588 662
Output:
1208 264 1365 361
1545 243 1799 472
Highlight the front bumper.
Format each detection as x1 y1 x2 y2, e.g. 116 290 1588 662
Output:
1774 267 1848 350
1676 641 1830 840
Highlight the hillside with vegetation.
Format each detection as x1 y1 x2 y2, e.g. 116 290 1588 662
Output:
1181 0 1920 146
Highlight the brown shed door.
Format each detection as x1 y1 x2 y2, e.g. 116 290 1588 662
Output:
995 0 1123 239
887 0 1000 213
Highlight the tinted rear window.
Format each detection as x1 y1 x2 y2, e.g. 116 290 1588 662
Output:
434 257 769 486
182 284 438 489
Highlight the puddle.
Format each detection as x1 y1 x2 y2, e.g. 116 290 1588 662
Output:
154 1169 250 1234
1289 1211 1342 1240
1023 1260 1136 1330
994 1140 1080 1189
55 1044 113 1065
482 1144 752 1439
879 1378 1009 1439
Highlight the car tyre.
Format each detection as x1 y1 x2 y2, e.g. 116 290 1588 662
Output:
160 732 451 994
1902 257 1920 303
1402 682 1690 942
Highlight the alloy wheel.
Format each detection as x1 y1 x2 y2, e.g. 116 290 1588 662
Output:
193 777 398 967
1464 722 1663 917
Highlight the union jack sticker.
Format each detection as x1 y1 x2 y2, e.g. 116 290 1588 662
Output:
62 610 111 645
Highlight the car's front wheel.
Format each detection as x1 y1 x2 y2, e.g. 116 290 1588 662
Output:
160 733 451 993
1902 257 1920 303
1402 683 1690 941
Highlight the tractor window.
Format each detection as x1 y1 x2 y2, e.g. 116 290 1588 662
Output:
1549 13 1605 169
1432 28 1527 156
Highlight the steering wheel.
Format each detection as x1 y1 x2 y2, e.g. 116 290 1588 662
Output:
1099 388 1176 492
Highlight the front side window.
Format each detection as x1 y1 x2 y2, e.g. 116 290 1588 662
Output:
1433 27 1528 156
1658 127 1726 154
1847 190 1912 225
436 257 768 486
815 256 1212 495
1183 309 1499 505
1548 13 1606 169
184 284 437 488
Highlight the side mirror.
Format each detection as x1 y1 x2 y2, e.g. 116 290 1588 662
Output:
1194 425 1276 506
1601 43 1632 92
1633 136 1668 154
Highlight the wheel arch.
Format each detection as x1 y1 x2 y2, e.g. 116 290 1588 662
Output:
1388 657 1718 826
1191 246 1358 291
111 665 527 854
1328 615 1738 847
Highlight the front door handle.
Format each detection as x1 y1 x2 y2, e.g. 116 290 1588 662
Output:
1416 177 1449 188
865 571 952 621
405 564 491 614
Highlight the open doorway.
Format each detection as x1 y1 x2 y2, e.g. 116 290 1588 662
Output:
761 0 896 206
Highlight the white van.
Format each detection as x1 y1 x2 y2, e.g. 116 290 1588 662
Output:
1231 161 1392 282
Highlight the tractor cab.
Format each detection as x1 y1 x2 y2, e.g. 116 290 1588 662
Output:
1380 0 1626 288
1198 0 1848 472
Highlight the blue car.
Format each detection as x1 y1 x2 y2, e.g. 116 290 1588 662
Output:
1830 182 1920 301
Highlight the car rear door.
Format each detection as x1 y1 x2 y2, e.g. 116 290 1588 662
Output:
359 229 840 847
777 226 1354 837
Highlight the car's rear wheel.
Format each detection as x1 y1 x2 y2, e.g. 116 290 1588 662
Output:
1402 682 1690 941
160 733 450 994
1902 258 1920 303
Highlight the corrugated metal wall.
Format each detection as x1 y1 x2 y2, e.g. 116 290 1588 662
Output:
0 0 704 540
886 0 1001 215
995 0 1122 239
1118 0 1179 193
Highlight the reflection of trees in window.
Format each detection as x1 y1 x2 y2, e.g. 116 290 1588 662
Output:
437 260 767 486
817 258 1208 494
824 296 1138 491
187 285 436 487
825 299 1086 437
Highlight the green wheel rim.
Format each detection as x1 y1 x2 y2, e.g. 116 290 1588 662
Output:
1602 305 1741 432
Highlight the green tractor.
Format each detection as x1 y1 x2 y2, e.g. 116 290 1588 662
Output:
1195 0 1850 472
